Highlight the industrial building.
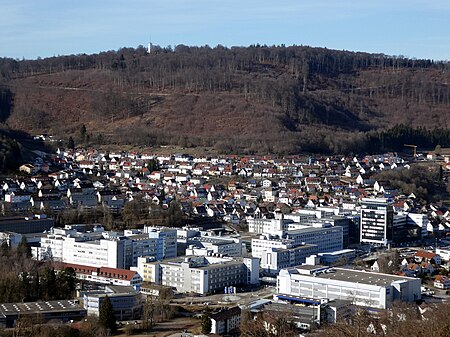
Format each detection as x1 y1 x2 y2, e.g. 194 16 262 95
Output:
277 265 421 309
0 215 54 234
0 300 86 328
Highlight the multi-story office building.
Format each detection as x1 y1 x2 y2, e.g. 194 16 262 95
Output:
144 226 178 260
177 226 244 257
81 285 142 320
360 198 394 246
251 224 342 273
285 224 343 253
391 213 424 246
32 226 177 269
134 254 259 294
317 216 351 248
247 217 293 236
258 245 318 274
285 217 351 248
184 236 243 257
63 235 131 268
251 236 295 259
277 265 421 309
406 213 429 239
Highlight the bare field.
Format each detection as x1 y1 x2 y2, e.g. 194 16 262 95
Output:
115 317 200 337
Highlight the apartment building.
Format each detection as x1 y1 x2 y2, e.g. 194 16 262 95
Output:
210 306 242 335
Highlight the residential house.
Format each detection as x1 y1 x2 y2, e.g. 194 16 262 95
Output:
434 275 450 289
210 306 241 335
414 251 442 265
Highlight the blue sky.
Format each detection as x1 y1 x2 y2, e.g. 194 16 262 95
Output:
1 0 449 60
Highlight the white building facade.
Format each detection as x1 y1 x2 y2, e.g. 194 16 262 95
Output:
32 226 177 269
360 198 394 246
285 225 343 253
134 254 259 294
277 266 421 309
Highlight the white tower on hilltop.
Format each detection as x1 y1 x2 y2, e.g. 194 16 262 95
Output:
147 36 152 54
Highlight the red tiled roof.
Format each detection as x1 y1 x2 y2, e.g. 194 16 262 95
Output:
415 251 438 259
435 275 448 282
99 267 137 280
62 263 97 274
61 263 137 280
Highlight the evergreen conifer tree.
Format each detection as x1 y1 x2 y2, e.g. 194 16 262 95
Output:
201 308 212 334
99 295 116 333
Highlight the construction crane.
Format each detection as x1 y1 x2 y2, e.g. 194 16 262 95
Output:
404 144 417 157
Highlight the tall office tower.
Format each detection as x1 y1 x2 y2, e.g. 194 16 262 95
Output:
360 198 393 246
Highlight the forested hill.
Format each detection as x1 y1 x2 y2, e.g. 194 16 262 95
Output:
0 44 449 154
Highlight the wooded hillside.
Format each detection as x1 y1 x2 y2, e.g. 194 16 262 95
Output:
1 44 449 154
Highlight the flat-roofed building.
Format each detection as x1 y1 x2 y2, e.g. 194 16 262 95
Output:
285 224 343 253
277 265 421 309
251 237 318 274
360 198 393 246
144 226 177 260
184 236 243 257
81 285 141 320
0 300 86 328
0 215 54 234
135 254 259 294
318 249 356 265
32 226 177 269
247 217 293 236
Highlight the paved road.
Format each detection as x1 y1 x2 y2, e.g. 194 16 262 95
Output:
171 286 276 307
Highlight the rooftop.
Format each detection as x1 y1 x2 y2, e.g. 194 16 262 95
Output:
287 226 340 235
160 255 244 269
289 266 417 287
0 300 83 315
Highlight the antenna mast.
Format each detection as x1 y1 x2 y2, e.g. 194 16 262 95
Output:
147 36 152 54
